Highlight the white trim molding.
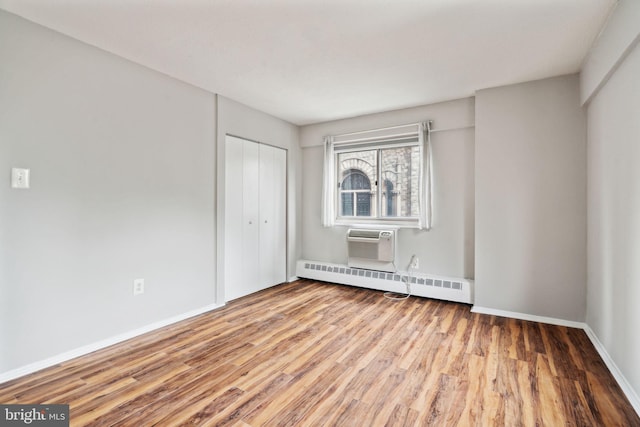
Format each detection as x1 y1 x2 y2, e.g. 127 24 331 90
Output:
583 325 640 416
0 302 223 384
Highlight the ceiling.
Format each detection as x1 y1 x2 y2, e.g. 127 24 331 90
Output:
0 0 616 125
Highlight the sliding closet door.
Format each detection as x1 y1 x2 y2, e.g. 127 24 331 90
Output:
224 135 286 302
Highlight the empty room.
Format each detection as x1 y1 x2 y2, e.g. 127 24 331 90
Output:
1 0 639 425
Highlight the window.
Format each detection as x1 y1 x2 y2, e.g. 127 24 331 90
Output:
336 146 420 220
322 122 433 229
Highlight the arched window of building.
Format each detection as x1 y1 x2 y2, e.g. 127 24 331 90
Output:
340 169 372 216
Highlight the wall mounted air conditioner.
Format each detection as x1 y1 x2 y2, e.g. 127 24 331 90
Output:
347 228 397 272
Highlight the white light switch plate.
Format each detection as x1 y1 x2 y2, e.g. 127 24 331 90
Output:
11 168 30 189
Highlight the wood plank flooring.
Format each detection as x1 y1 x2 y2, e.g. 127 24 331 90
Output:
1 279 638 426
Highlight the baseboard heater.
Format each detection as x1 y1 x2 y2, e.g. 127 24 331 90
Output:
296 259 473 304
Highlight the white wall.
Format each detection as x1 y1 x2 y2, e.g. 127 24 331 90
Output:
585 26 640 409
475 74 587 321
299 98 475 279
0 10 217 373
580 0 640 104
216 95 301 302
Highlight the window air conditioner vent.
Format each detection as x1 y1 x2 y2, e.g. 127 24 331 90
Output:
346 228 396 272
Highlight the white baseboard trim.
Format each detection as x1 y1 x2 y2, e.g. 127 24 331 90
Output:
583 325 640 416
471 305 640 417
0 302 224 384
288 276 300 283
470 306 586 329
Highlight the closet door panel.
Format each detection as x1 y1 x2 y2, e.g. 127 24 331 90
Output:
259 144 276 286
224 136 246 301
259 144 287 286
242 139 261 295
272 147 287 284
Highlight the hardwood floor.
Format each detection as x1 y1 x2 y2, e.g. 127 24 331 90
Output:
1 279 638 426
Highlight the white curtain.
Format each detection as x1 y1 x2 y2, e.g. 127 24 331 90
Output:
418 121 433 230
321 136 335 227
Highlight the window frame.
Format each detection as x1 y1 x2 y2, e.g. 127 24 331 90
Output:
334 138 422 228
321 121 432 231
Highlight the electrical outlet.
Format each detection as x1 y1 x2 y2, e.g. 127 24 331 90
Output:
133 278 145 296
11 168 30 189
410 256 419 269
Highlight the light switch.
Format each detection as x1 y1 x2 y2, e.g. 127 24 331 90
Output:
11 168 30 189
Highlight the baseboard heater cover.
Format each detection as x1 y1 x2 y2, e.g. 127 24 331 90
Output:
296 259 473 304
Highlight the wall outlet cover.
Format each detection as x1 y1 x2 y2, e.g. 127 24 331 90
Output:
11 168 30 189
133 278 145 296
409 256 419 269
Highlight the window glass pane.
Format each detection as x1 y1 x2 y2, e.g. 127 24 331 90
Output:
337 151 377 218
380 146 420 217
342 171 370 190
356 193 371 216
383 179 396 216
341 192 354 216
